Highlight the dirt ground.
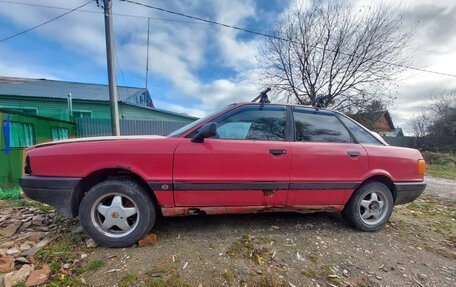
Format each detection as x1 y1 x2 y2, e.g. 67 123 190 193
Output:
80 177 455 287
1 177 455 287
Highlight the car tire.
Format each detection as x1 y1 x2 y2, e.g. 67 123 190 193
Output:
342 181 393 232
79 179 156 248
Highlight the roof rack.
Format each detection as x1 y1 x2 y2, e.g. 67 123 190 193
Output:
251 88 271 104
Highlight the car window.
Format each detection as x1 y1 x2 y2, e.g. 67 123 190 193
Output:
168 104 235 137
215 105 286 141
336 114 383 145
293 108 351 143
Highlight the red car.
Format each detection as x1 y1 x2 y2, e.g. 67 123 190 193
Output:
20 102 426 247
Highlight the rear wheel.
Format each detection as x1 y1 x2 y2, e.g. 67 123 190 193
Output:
342 181 393 232
79 179 156 247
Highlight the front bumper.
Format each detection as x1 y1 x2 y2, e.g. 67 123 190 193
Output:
394 182 426 205
20 176 81 217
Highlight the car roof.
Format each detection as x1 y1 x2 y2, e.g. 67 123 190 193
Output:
234 102 336 112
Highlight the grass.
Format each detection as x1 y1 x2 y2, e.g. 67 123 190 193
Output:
33 230 88 286
423 152 456 180
119 272 137 287
86 259 104 271
146 273 194 287
226 235 270 265
0 186 21 200
427 164 456 180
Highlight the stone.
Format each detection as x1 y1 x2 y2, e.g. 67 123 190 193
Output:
0 255 14 273
62 263 71 269
24 238 54 257
28 234 43 243
138 233 158 247
70 225 83 234
19 221 33 231
25 264 51 287
14 257 30 264
19 243 32 252
31 215 44 226
80 253 88 260
0 224 19 238
28 257 37 264
4 264 33 287
35 226 49 232
1 241 15 248
86 239 98 248
6 248 19 256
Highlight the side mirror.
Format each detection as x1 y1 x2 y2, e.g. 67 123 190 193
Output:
191 122 217 143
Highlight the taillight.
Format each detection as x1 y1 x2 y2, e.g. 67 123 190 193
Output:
24 156 32 175
417 159 426 176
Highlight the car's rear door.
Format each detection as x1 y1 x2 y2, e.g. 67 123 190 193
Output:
287 107 368 207
173 105 291 207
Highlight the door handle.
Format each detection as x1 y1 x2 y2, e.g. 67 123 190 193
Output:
347 151 361 157
270 149 286 156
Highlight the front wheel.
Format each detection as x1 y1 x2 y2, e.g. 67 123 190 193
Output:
79 179 156 247
342 181 393 232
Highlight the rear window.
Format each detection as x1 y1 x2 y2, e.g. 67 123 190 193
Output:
293 108 351 143
336 114 383 145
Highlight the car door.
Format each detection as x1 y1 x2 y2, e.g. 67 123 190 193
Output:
173 104 291 207
287 107 368 206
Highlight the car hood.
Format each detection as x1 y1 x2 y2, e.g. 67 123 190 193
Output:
29 135 166 149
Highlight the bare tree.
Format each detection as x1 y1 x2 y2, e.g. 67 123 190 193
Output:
408 111 430 137
409 90 456 151
261 0 413 111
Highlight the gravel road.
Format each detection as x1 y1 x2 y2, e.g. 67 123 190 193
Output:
425 176 456 199
81 178 455 287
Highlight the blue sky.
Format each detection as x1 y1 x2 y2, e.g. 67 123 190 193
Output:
1 0 456 132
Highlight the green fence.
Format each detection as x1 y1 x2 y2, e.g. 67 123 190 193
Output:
0 109 76 186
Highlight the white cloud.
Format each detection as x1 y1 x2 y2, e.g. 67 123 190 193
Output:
0 0 455 127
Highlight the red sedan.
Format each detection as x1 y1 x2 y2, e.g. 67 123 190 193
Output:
21 102 426 247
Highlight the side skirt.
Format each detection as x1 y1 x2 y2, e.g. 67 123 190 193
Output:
161 205 344 217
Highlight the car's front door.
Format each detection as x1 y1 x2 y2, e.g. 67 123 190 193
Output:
173 105 291 207
287 107 369 207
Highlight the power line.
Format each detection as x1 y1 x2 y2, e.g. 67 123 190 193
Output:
0 0 94 43
0 0 205 24
121 0 456 79
112 38 127 90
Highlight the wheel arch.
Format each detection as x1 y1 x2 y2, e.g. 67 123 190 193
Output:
72 168 160 217
359 174 396 201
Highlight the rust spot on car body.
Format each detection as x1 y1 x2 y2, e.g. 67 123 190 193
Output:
161 205 343 217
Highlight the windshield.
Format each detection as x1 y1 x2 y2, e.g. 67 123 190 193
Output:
168 104 235 137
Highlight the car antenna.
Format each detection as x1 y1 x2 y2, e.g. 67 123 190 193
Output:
251 88 271 104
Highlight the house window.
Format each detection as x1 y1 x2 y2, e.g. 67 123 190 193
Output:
73 111 92 119
4 122 36 148
51 127 69 141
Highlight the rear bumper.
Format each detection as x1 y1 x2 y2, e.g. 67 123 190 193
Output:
394 182 426 205
20 176 81 217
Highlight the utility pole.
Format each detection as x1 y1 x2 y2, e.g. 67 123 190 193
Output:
103 0 120 136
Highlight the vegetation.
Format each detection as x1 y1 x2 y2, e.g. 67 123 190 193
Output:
119 272 137 287
226 235 270 265
409 91 456 152
86 259 104 271
424 152 456 180
0 185 21 200
261 0 412 111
